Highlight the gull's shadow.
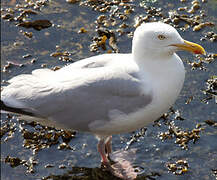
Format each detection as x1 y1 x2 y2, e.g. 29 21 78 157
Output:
43 166 161 180
42 149 161 180
43 166 123 180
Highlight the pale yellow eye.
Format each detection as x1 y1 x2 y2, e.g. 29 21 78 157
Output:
158 35 166 40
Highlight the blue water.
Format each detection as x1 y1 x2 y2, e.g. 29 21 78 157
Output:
1 0 217 179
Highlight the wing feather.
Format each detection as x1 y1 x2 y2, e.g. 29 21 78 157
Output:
1 54 153 132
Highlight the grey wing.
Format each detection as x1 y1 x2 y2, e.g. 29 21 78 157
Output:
43 72 153 132
1 53 109 112
1 56 152 132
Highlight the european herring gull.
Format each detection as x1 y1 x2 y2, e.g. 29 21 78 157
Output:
1 22 205 178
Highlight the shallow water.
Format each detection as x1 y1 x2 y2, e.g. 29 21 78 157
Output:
1 0 217 180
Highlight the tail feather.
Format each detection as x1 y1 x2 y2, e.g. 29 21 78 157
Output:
1 100 57 128
1 100 35 117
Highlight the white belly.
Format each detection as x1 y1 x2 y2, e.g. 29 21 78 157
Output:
90 54 185 135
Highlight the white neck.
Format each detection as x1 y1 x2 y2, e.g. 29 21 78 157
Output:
134 52 185 112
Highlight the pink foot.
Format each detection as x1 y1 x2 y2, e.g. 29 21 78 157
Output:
97 137 137 180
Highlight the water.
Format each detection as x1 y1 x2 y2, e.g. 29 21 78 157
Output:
1 0 217 179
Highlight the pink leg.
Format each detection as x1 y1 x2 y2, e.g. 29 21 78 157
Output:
105 136 112 154
97 139 109 164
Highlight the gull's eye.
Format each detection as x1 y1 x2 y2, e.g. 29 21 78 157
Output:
158 34 166 40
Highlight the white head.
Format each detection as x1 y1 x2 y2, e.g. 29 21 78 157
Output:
132 22 205 61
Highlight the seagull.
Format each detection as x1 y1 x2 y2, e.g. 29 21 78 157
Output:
1 22 205 176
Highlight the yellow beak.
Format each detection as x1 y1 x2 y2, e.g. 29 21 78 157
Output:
171 40 206 55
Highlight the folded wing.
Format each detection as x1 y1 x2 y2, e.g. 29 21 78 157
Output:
1 54 153 132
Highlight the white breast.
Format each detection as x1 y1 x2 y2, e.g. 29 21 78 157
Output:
92 54 185 135
136 53 185 127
